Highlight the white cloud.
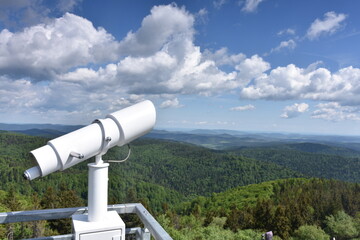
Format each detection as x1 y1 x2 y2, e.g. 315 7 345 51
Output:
277 28 296 36
307 11 347 40
305 66 360 104
203 47 246 66
0 76 46 111
112 4 240 96
115 43 239 96
0 5 245 122
118 4 194 57
271 39 297 53
230 104 255 111
160 98 183 108
281 103 309 119
240 63 360 106
235 54 271 86
311 102 360 121
0 13 119 80
241 64 310 100
241 0 265 13
0 4 359 124
58 64 118 89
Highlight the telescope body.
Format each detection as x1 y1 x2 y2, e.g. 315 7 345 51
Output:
24 100 156 180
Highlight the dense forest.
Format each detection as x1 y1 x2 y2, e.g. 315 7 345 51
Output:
0 131 304 208
0 131 359 239
233 147 360 182
166 178 360 239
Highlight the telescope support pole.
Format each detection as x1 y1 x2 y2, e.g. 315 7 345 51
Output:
87 155 109 222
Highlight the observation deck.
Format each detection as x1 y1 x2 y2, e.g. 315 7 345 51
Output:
0 203 172 240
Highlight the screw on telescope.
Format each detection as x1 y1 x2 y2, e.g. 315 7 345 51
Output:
70 152 85 159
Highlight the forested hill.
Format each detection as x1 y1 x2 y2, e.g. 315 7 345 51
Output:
164 178 360 239
1 130 359 201
180 178 360 217
233 147 360 183
1 131 360 239
268 142 360 156
0 131 302 210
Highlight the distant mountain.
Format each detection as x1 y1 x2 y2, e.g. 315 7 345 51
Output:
13 129 67 139
0 123 84 139
189 129 250 136
3 123 360 151
189 129 360 142
271 142 360 157
3 122 360 156
147 130 279 149
148 129 360 153
0 123 83 133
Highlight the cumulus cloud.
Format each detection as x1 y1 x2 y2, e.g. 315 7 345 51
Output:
307 11 347 40
230 104 255 111
311 102 360 121
110 4 241 96
0 13 119 80
0 5 247 122
118 4 194 57
270 39 297 53
235 55 271 86
0 76 46 111
241 0 265 12
58 64 119 90
240 63 360 106
1 4 359 124
203 47 245 66
160 98 183 108
115 44 239 96
281 103 309 118
241 64 310 100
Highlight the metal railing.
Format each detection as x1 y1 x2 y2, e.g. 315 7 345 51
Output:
0 203 172 240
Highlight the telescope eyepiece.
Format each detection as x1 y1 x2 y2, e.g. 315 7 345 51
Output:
23 166 41 181
23 171 30 180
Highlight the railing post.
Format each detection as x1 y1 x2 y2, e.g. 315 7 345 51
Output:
135 228 141 240
141 228 151 240
135 228 150 240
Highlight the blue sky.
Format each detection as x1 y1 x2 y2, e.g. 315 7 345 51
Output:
1 0 360 135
